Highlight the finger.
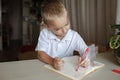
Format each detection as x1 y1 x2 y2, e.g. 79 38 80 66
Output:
83 59 90 68
53 58 60 70
54 58 64 70
54 63 61 70
58 60 64 66
78 57 81 62
60 61 64 66
83 62 88 68
56 66 61 70
78 57 81 63
54 57 61 64
55 57 61 61
78 57 86 63
54 59 63 66
80 58 86 64
62 60 64 63
55 63 64 70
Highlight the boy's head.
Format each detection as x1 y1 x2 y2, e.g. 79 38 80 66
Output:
41 1 70 39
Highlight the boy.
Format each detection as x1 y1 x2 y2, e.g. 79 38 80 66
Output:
35 1 90 70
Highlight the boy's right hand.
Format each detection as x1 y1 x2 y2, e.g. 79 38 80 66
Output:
78 57 90 68
53 57 64 70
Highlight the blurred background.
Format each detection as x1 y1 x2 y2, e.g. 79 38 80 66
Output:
0 0 119 62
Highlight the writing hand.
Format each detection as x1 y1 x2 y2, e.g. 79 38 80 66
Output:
78 57 90 68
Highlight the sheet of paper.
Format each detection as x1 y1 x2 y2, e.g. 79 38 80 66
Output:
44 56 104 80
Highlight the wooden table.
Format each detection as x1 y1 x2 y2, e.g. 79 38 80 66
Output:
0 51 120 80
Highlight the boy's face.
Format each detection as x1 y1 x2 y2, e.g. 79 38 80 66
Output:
46 16 70 39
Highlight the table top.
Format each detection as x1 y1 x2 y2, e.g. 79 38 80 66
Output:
0 51 120 80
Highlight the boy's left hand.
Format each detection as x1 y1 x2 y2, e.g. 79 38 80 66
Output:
78 57 90 68
53 57 64 70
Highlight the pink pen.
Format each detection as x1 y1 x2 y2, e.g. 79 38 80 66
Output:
76 48 89 71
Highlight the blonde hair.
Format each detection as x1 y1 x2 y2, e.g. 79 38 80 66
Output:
41 1 67 23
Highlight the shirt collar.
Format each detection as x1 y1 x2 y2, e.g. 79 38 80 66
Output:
48 29 73 41
48 30 58 40
62 29 73 41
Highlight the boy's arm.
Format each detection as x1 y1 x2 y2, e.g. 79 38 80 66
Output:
37 51 54 66
37 51 64 70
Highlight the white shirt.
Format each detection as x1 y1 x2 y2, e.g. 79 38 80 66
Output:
35 28 88 58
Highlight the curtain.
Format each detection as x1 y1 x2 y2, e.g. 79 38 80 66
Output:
116 0 120 24
61 0 117 47
116 0 120 34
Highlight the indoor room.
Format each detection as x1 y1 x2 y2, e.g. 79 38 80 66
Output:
0 0 120 80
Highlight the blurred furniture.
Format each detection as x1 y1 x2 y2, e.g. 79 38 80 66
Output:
18 45 37 60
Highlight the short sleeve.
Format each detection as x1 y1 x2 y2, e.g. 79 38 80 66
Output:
35 29 49 53
75 32 88 56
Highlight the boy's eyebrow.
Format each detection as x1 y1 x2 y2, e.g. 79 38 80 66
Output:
55 21 69 31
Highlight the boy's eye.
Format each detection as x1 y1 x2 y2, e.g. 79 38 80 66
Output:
55 28 61 31
55 22 69 31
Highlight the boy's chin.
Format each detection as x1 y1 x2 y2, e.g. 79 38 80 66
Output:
56 34 65 38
